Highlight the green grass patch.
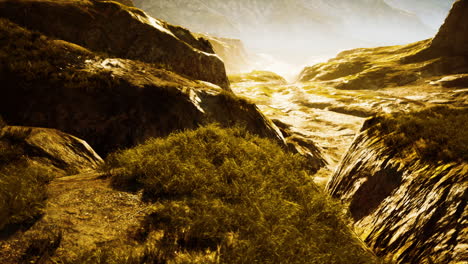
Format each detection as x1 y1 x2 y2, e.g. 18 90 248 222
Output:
368 106 468 163
0 160 53 231
0 119 54 231
103 124 377 263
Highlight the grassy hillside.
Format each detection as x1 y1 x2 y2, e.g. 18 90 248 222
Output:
366 106 468 163
90 124 378 263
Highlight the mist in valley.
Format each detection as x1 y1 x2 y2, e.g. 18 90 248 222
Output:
137 0 455 79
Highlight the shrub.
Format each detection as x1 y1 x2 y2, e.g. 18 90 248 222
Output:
104 124 377 263
368 106 468 163
0 162 53 230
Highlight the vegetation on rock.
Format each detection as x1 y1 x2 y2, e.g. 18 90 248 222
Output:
0 18 283 156
367 106 468 163
0 0 229 89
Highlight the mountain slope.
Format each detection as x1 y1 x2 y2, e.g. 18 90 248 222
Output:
0 0 229 89
299 0 468 90
136 0 432 65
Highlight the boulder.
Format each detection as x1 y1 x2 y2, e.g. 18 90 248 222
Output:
0 126 103 175
0 0 229 89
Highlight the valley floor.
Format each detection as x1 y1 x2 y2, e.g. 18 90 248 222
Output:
230 76 468 186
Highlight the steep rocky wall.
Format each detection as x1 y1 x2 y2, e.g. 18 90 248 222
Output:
428 0 468 57
0 0 229 89
327 117 467 263
0 18 282 156
196 34 252 74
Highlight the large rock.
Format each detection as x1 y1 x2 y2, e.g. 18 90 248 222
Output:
0 0 229 89
0 126 103 175
327 111 467 263
0 18 282 155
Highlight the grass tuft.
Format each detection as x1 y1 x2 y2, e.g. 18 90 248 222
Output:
0 162 53 231
103 124 377 263
367 106 468 163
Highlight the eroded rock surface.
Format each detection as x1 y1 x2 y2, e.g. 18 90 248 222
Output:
196 34 252 74
0 0 229 89
0 126 103 176
0 18 282 155
426 0 468 57
327 115 468 264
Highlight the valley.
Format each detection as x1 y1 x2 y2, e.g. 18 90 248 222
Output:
0 0 466 263
230 71 467 186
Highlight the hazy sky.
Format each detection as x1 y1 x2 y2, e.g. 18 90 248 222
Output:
137 0 455 77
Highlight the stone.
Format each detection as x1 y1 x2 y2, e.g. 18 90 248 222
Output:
0 126 103 175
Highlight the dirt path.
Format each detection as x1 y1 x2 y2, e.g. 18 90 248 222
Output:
0 171 150 263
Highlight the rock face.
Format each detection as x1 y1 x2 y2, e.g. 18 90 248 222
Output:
0 18 282 155
196 34 252 74
0 0 229 89
299 0 468 89
327 115 467 264
0 126 103 175
428 0 468 57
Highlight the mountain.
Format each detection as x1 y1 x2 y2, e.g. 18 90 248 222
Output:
385 0 454 29
299 0 468 90
136 0 433 65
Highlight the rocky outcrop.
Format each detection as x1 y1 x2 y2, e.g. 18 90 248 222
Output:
0 126 103 175
299 0 468 89
196 34 252 74
426 0 468 57
327 112 467 263
0 0 229 89
0 18 282 155
273 119 327 171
